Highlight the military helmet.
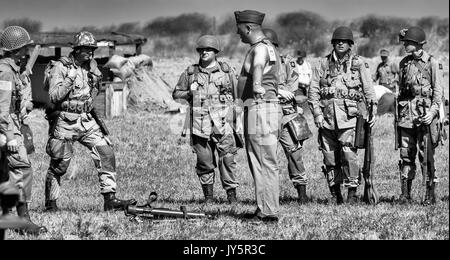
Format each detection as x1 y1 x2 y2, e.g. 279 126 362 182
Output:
0 26 34 52
73 31 97 49
263 28 279 47
196 35 220 53
399 26 426 44
331 26 354 44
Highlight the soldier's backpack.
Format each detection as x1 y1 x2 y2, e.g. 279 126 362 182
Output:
43 56 72 92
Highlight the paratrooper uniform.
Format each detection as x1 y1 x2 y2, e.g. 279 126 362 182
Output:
0 54 33 205
397 27 444 204
309 50 377 198
278 53 312 199
172 36 242 202
44 31 136 211
375 55 399 92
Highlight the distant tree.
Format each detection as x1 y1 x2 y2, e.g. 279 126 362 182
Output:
143 13 212 36
276 10 329 56
218 16 235 35
436 18 449 37
417 16 438 32
116 22 141 34
3 18 42 33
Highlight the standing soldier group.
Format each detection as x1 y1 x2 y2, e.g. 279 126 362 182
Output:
0 9 446 233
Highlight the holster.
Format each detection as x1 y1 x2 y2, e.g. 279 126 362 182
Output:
45 107 61 136
354 114 366 149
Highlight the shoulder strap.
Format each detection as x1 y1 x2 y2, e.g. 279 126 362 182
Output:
186 64 199 83
58 56 73 67
413 55 432 82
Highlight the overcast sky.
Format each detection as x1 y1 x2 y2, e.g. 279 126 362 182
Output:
0 0 448 31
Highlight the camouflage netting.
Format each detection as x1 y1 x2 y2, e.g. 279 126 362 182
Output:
104 54 182 111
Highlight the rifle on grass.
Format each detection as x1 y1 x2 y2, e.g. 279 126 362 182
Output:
124 192 215 221
362 100 379 205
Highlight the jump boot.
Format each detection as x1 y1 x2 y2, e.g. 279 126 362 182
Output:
44 200 58 212
16 202 48 235
423 182 437 206
201 184 214 203
296 185 309 204
226 188 237 204
331 185 344 205
103 192 137 211
399 179 411 203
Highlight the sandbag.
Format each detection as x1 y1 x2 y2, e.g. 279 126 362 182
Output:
104 55 128 70
129 54 152 68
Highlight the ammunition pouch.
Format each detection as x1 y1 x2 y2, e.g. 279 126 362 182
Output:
320 87 363 101
411 85 433 98
57 100 93 114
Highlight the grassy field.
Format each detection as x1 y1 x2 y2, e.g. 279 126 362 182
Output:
4 57 449 240
4 108 448 240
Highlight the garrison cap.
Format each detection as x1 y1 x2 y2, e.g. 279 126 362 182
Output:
234 10 265 25
380 49 389 56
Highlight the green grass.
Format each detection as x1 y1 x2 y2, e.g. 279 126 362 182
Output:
4 106 448 240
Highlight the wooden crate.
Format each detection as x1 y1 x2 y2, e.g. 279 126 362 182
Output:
93 81 129 119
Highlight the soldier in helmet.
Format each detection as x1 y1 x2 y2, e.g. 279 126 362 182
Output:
397 27 444 205
263 28 312 204
43 31 136 212
0 26 46 233
374 49 399 92
172 35 242 204
235 10 282 222
308 26 377 204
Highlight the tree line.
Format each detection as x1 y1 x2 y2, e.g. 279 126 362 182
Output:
2 11 448 57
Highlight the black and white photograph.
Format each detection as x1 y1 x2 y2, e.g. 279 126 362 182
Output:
0 0 448 244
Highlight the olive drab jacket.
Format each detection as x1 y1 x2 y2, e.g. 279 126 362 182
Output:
0 58 27 142
279 54 299 94
309 51 377 130
172 61 242 141
374 59 399 89
398 50 443 129
46 54 102 108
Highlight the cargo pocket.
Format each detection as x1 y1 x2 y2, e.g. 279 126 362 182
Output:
46 138 73 159
344 99 359 117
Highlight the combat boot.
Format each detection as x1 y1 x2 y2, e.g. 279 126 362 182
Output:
407 179 413 200
44 200 58 212
399 179 410 203
226 188 237 204
103 192 137 211
423 182 436 206
16 202 48 235
347 187 358 204
331 185 344 205
201 184 214 203
296 185 309 204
